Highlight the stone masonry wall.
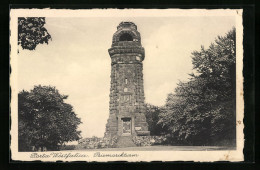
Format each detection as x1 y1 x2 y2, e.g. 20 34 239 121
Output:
105 22 150 138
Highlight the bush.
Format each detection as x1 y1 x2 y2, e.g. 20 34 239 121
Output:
60 145 76 150
144 104 167 136
132 136 167 147
76 136 118 149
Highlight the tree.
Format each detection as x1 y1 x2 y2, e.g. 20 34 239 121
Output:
18 17 52 50
158 28 236 146
18 85 82 151
144 103 167 136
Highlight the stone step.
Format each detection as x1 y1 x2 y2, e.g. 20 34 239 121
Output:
115 136 136 148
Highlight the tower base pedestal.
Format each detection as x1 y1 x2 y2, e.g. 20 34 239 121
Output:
105 113 150 139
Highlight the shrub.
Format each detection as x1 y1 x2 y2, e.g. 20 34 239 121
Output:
132 136 167 147
76 136 118 149
60 145 76 150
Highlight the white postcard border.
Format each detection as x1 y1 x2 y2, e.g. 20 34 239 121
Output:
10 8 244 162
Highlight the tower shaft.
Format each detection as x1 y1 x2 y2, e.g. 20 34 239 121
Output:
105 22 150 138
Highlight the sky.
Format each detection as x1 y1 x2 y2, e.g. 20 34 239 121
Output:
17 16 235 138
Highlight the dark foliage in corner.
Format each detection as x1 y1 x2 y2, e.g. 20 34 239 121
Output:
18 17 51 50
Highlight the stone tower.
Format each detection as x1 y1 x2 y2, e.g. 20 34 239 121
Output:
105 22 150 138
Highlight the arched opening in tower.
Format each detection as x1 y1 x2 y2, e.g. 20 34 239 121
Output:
119 33 133 41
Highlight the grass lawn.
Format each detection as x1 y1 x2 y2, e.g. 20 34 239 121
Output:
68 145 236 151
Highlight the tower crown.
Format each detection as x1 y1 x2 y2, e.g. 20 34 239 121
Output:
109 21 145 60
117 22 137 30
112 21 142 45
